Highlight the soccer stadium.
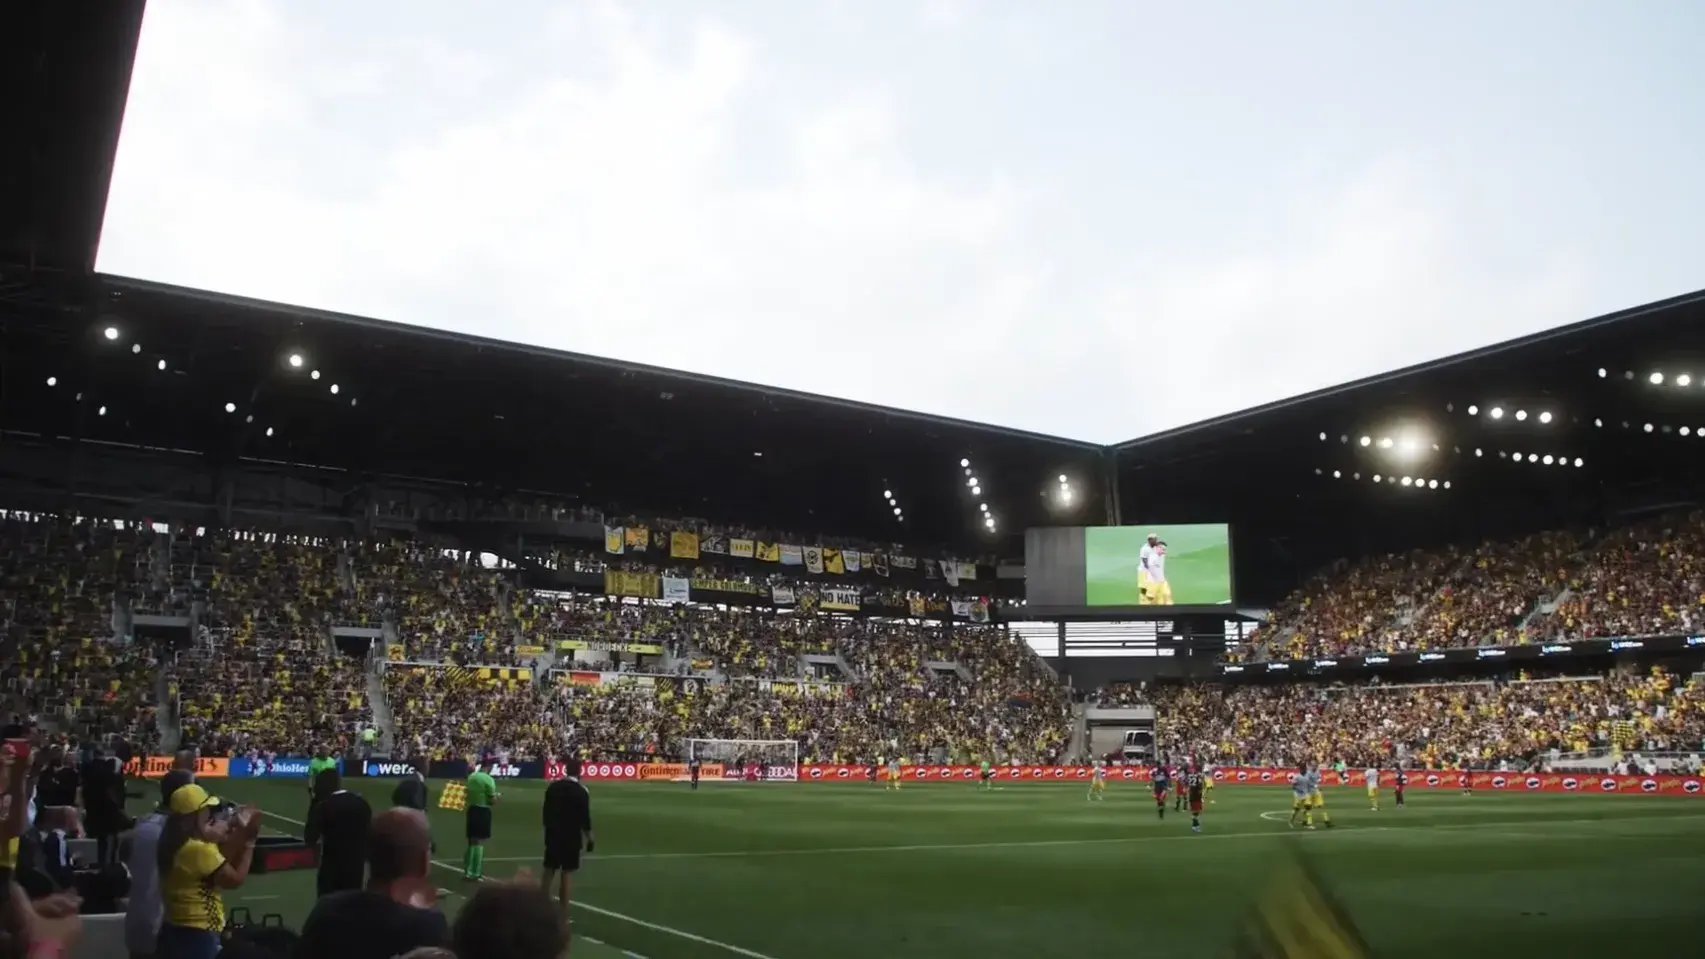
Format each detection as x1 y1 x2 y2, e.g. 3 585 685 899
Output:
6 5 1705 959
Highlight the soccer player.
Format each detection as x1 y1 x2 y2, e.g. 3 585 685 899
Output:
869 757 881 786
1150 762 1171 819
1147 542 1174 606
979 759 995 791
887 755 903 791
1172 762 1187 812
1365 766 1380 811
1335 759 1349 786
542 756 593 916
1186 766 1205 833
689 756 701 791
1088 761 1107 802
1307 765 1334 828
1460 762 1473 796
462 760 499 880
1137 532 1159 604
1202 762 1216 804
1287 764 1315 829
1394 768 1407 808
303 768 372 897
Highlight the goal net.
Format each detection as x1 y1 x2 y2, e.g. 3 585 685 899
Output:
684 738 800 782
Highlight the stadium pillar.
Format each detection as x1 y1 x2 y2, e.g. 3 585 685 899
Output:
1101 453 1122 526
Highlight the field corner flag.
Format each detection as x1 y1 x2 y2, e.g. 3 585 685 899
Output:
1233 851 1373 959
438 781 467 812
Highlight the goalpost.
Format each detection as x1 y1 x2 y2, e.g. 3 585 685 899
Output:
684 738 800 782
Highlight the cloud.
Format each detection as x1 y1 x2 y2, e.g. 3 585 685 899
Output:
100 0 1609 443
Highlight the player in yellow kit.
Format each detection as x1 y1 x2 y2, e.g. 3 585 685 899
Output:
887 756 903 791
1365 766 1381 811
1088 761 1108 801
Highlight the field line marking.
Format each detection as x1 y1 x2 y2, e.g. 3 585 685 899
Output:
427 859 774 959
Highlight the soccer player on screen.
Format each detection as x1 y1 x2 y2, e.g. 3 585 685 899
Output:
1137 533 1159 604
1147 542 1174 606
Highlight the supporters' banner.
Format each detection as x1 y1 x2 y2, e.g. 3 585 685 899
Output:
756 542 780 562
559 640 665 655
951 599 973 618
943 561 958 586
229 757 342 779
729 538 755 558
823 548 844 574
844 551 862 573
780 544 804 566
821 588 860 612
771 585 796 605
873 553 889 577
804 547 824 573
690 659 715 671
604 570 661 599
767 680 846 699
702 535 729 555
124 756 230 780
516 645 547 657
604 526 625 554
925 559 941 580
670 531 700 560
794 765 1705 796
662 576 691 603
953 561 978 582
561 670 604 686
568 761 727 782
651 529 670 552
950 599 991 622
386 644 405 662
908 596 927 617
624 527 649 552
893 555 917 569
691 577 763 595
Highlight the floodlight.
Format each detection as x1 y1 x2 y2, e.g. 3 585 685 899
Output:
1467 405 1478 416
1332 470 1341 478
980 503 989 512
960 458 970 468
224 402 236 413
1542 455 1554 465
883 489 891 499
1678 374 1693 387
1489 407 1504 419
971 485 981 496
1372 474 1381 482
45 377 56 387
265 427 274 437
893 507 901 516
1573 458 1583 467
131 344 141 354
103 327 119 341
1358 436 1371 447
1058 474 1068 483
1597 368 1606 378
1442 481 1451 489
1060 490 1073 504
1650 372 1664 384
97 406 107 416
288 353 305 368
330 384 340 395
1428 480 1438 489
157 359 167 370
1318 432 1327 441
1644 423 1654 433
1538 411 1552 424
1515 410 1528 421
311 370 321 380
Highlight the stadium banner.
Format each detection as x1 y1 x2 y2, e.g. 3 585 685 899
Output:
771 585 796 605
516 644 547 657
804 547 823 573
720 764 799 782
604 526 625 554
701 534 729 555
123 756 230 780
780 544 803 566
558 640 665 655
563 761 727 782
426 759 544 780
559 670 605 686
358 760 424 777
1222 634 1705 677
820 588 860 611
794 765 1705 795
669 531 700 559
386 644 405 662
1024 524 1234 612
228 757 343 779
662 576 691 603
690 577 763 595
604 570 660 599
624 527 649 552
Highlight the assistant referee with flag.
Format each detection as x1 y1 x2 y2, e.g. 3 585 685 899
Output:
462 759 499 880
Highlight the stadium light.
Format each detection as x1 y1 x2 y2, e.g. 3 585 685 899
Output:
1372 474 1381 483
131 344 141 354
893 507 901 516
97 406 107 417
1644 423 1654 433
330 384 340 395
1542 455 1554 465
1573 458 1584 467
1538 411 1552 424
103 327 119 341
1358 436 1371 447
265 427 274 437
224 402 236 413
287 353 305 369
1514 410 1528 421
883 489 891 499
1318 432 1327 441
971 485 981 496
1467 405 1478 416
157 359 167 371
960 458 970 468
1058 474 1068 483
1332 470 1341 478
980 503 989 512
1377 437 1393 449
1594 418 1603 428
1597 368 1607 378
1512 452 1523 462
311 370 321 380
1060 489 1073 504
1683 428 1693 437
966 476 977 487
1474 448 1482 457
1443 481 1452 489
1428 479 1438 489
1400 476 1412 486
1489 407 1504 419
1679 374 1693 387
45 377 55 386
1650 371 1664 384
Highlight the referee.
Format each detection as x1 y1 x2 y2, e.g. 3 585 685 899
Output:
541 756 594 914
304 767 372 896
462 759 499 881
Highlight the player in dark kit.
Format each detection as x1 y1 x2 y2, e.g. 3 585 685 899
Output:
689 757 701 791
1186 768 1206 833
1173 765 1188 812
542 756 594 916
1394 769 1407 807
1151 763 1171 819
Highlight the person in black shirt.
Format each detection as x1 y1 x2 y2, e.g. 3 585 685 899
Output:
304 768 373 897
391 765 428 812
689 757 701 791
35 745 80 810
540 757 594 915
80 745 132 865
295 807 448 959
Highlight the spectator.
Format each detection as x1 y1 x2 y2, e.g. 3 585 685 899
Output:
155 784 262 959
125 770 195 959
451 880 570 959
295 808 448 959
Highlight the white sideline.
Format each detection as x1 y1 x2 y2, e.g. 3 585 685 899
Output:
259 810 760 959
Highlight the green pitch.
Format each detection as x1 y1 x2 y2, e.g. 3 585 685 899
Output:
196 779 1705 959
1085 524 1232 606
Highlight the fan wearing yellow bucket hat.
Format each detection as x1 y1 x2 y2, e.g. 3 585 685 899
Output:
154 783 263 959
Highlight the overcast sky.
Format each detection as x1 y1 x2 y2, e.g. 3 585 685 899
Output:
99 0 1705 444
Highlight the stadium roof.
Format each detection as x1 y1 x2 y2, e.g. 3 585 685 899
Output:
6 3 1704 591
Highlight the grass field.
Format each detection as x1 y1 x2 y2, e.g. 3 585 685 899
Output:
1084 524 1232 606
192 778 1705 959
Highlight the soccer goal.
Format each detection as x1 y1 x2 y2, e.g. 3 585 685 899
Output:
684 738 800 782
